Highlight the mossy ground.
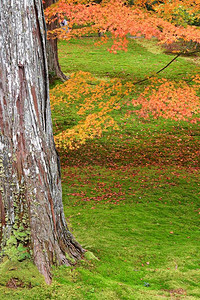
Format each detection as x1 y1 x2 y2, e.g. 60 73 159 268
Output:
0 37 199 299
58 37 199 81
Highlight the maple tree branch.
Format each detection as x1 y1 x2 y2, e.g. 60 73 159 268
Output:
133 49 200 85
155 53 181 75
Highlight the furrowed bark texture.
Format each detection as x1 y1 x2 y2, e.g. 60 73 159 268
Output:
43 0 68 81
0 0 83 284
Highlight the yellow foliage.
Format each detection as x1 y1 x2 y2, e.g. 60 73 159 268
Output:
50 71 134 150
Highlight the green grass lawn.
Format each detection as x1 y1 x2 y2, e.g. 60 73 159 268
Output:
58 37 199 81
0 37 199 299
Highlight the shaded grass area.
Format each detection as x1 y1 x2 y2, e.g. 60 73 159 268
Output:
59 121 200 168
0 38 199 299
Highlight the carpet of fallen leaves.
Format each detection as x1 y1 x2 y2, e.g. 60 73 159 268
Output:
62 162 200 203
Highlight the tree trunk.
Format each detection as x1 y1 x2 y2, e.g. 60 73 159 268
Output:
46 34 68 82
0 0 84 284
43 0 68 81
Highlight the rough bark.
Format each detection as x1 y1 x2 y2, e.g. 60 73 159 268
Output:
0 0 84 284
43 0 68 81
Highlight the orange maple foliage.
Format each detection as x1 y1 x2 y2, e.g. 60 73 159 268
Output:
45 0 200 52
132 76 200 123
51 72 200 150
46 1 200 149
